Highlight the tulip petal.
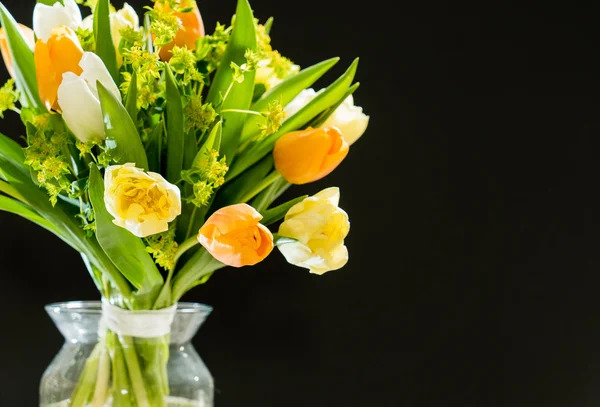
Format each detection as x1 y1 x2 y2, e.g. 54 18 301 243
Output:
33 0 82 42
78 52 120 99
57 72 105 142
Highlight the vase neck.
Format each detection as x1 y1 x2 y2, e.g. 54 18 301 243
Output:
46 301 212 344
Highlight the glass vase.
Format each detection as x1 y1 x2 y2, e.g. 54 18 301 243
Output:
40 301 214 407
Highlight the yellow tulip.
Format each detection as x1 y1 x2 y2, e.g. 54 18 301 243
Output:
34 26 84 111
198 204 274 268
156 0 205 61
273 127 349 184
277 187 350 274
0 24 35 79
104 164 182 238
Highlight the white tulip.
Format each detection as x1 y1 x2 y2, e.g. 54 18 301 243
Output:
33 0 82 42
57 52 120 143
285 88 369 145
322 95 370 145
81 3 140 65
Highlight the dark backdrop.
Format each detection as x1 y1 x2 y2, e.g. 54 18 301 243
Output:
1 1 600 406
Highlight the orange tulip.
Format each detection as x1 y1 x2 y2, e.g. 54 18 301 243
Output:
273 127 350 185
34 26 84 111
0 24 35 79
156 0 205 61
198 204 274 268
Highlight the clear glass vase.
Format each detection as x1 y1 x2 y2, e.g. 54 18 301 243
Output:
40 301 214 407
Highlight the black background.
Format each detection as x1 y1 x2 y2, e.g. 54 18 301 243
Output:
1 1 600 406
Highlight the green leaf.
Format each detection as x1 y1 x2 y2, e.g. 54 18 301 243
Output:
273 234 298 246
309 82 360 128
205 0 257 165
36 0 64 5
98 81 149 170
263 17 274 34
88 165 163 300
165 65 185 184
0 194 66 238
250 175 289 213
260 195 307 226
0 3 43 109
226 58 359 182
145 121 163 174
1 138 133 302
240 57 340 145
183 131 198 170
125 70 138 123
93 0 119 84
172 248 224 301
192 121 221 168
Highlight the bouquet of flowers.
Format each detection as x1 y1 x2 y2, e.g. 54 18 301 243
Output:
0 0 369 405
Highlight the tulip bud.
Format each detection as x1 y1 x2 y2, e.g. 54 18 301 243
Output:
57 52 121 142
198 204 274 267
0 24 34 79
156 0 205 61
273 127 349 185
81 3 140 65
33 0 82 42
34 26 84 111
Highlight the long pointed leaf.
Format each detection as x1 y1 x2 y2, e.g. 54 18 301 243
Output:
0 194 69 242
93 0 119 84
0 151 133 300
260 195 307 226
98 81 149 170
0 3 43 109
88 165 163 298
226 58 359 182
240 57 340 144
205 0 257 165
165 65 184 184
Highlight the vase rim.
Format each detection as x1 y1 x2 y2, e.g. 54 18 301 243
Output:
45 300 213 315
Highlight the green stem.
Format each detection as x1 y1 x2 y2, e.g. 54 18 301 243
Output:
173 236 199 266
108 331 133 407
172 248 224 301
92 342 110 407
69 344 101 407
220 108 262 116
239 171 282 203
85 241 133 307
185 205 198 239
119 335 151 407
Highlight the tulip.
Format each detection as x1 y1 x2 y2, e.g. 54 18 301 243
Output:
198 204 274 268
57 52 120 143
273 127 349 185
285 89 370 145
33 0 82 42
81 3 140 65
156 0 205 61
277 187 350 274
0 24 35 79
104 164 182 238
34 26 84 111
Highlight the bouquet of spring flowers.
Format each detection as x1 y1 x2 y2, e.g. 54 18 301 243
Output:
0 0 369 405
